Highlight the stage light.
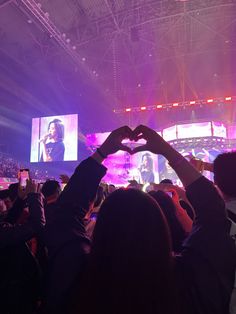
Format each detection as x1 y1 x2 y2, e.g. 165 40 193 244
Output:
189 100 196 105
156 105 162 109
225 96 232 101
172 103 179 107
125 108 131 112
140 106 146 110
207 99 213 103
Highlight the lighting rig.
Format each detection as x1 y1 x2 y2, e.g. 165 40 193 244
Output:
113 96 235 113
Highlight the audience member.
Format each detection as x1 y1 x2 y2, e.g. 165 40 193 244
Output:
0 179 45 314
191 151 236 314
213 152 236 223
41 180 62 224
148 190 188 253
1 126 236 314
68 125 235 314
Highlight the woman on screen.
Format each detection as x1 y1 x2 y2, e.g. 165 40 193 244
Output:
139 153 155 184
40 119 65 162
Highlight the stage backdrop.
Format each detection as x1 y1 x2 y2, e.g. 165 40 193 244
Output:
86 121 228 185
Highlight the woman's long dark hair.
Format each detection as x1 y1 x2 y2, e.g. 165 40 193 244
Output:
149 190 186 253
48 119 64 141
77 188 175 314
141 153 154 171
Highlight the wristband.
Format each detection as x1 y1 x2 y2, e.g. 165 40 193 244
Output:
97 148 107 159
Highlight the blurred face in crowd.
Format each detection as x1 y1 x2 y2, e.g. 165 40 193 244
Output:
0 199 7 213
3 197 12 210
108 184 116 194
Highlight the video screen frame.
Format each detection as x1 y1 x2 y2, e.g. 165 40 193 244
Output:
30 114 78 162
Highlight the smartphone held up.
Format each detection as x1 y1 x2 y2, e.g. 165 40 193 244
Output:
19 169 30 188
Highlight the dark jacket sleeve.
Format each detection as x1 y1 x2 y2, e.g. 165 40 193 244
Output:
6 197 26 224
42 158 107 311
0 193 45 249
57 157 107 212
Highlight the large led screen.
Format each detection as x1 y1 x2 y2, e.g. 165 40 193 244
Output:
30 114 78 162
177 122 212 139
101 150 159 185
163 125 177 141
228 125 236 139
212 122 226 138
86 132 159 185
158 147 217 184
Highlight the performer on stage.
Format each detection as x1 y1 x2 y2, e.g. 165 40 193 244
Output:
138 153 155 184
40 119 65 162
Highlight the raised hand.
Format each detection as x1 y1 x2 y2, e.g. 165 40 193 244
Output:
131 125 169 155
188 157 204 172
39 133 50 144
60 174 70 184
99 126 133 157
25 179 39 194
18 179 39 199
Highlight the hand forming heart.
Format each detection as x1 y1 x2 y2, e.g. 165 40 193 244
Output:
99 125 169 157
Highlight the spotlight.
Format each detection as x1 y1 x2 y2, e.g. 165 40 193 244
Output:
207 99 213 103
140 106 146 110
125 108 131 112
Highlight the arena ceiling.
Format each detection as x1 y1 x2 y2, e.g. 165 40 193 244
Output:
0 0 236 155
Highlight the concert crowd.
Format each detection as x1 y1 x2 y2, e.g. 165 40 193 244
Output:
0 152 52 181
0 125 235 314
